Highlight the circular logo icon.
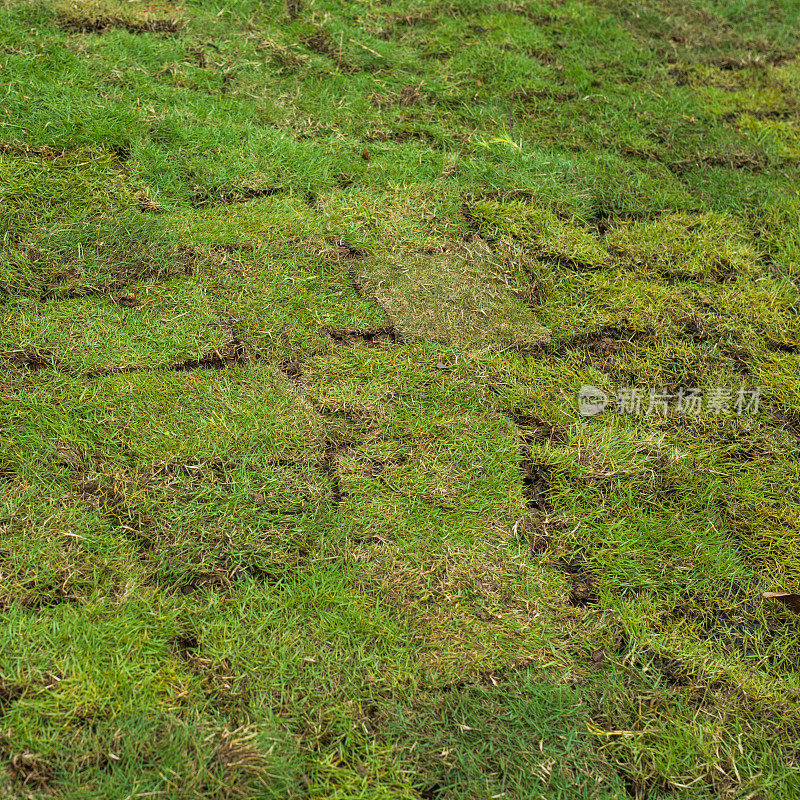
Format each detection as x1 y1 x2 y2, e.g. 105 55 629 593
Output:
578 385 608 416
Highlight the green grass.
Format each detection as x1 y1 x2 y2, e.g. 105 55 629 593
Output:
2 0 800 797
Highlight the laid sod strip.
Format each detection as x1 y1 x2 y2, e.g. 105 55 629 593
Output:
2 0 800 797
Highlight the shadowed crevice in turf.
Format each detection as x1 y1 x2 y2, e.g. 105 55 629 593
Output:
189 185 288 207
321 325 396 347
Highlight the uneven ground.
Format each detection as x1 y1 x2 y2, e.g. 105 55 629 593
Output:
2 0 800 797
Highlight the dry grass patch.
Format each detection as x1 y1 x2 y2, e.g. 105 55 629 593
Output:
353 240 550 351
349 520 586 672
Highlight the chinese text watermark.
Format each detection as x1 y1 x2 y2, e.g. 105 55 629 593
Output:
578 385 761 417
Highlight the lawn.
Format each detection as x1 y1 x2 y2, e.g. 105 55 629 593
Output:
1 0 800 797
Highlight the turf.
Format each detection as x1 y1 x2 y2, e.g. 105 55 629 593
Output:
1 0 800 797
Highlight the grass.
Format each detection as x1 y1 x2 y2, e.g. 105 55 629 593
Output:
1 0 800 796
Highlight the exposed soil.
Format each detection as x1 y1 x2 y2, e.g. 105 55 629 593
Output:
319 439 358 508
0 680 24 720
549 326 650 358
190 185 286 207
667 152 770 174
2 348 62 371
58 12 182 35
171 633 200 657
764 337 797 354
3 749 53 788
507 411 569 444
0 568 86 611
520 453 552 514
560 560 600 607
279 359 303 380
171 336 249 370
322 325 396 347
285 0 302 21
679 315 707 341
0 142 65 159
327 238 366 260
